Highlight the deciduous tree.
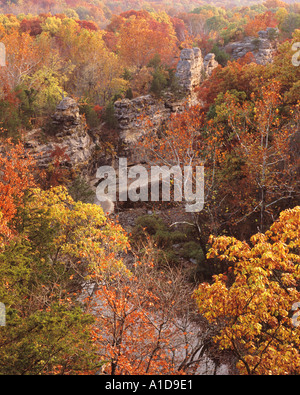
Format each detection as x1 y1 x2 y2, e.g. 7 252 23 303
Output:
0 138 36 238
117 15 178 70
194 206 300 375
0 185 129 374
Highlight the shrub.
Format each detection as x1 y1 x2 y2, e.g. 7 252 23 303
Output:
67 175 94 203
79 104 100 128
103 101 118 129
150 67 168 97
134 214 166 236
211 43 230 66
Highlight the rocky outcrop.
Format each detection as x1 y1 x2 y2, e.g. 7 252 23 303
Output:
114 95 171 145
51 97 82 134
24 97 95 171
203 53 219 77
175 47 204 95
114 47 208 150
114 94 186 162
225 28 279 65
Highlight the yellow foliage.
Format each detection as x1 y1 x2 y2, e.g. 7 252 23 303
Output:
194 206 300 375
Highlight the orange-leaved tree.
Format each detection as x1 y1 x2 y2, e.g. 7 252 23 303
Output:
0 137 36 239
243 11 278 37
194 206 300 375
86 242 209 375
117 15 178 70
218 80 299 233
0 29 43 90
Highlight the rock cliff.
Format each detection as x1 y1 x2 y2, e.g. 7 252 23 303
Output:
225 28 279 65
175 47 204 94
203 53 219 77
24 97 95 172
114 94 185 149
114 47 213 150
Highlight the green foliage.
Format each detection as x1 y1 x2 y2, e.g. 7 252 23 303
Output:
17 86 38 121
251 37 261 50
148 55 169 97
147 54 184 99
181 241 212 281
132 215 187 266
150 67 168 97
181 241 204 263
192 5 224 16
220 23 245 45
0 303 96 375
131 214 209 271
0 186 128 374
0 200 96 373
67 175 95 203
134 214 166 237
0 98 22 138
103 101 118 129
26 66 67 115
125 87 133 99
205 15 229 33
280 13 300 34
79 103 101 128
211 43 230 66
167 68 185 100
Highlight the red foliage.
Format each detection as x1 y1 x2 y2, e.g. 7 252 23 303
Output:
20 18 43 36
103 31 118 51
93 105 103 119
76 20 98 31
48 145 70 187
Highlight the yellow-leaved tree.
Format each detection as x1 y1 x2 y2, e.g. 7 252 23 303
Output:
0 184 129 374
194 206 300 375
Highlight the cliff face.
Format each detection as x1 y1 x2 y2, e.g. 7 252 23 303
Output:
114 95 171 145
175 47 204 94
115 93 185 144
203 53 219 77
114 47 215 150
113 31 277 151
24 47 215 174
225 28 279 65
21 36 279 215
23 34 278 198
175 48 218 97
24 97 95 172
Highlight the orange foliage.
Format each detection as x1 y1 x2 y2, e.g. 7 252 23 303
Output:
0 29 42 89
198 59 266 108
244 11 278 37
0 138 36 238
263 0 288 9
87 259 198 375
117 15 178 69
139 104 205 167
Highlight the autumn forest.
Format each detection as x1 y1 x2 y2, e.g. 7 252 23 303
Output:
0 0 299 376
